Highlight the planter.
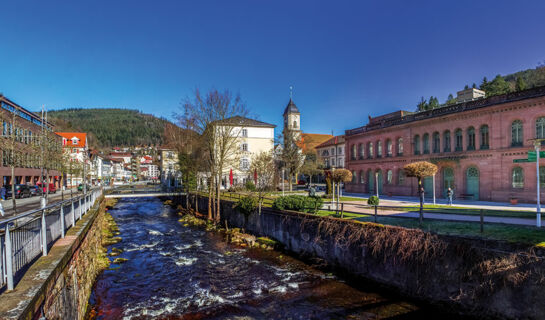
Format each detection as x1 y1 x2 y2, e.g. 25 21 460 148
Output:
510 198 518 205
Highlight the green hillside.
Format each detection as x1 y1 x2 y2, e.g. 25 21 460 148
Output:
48 108 178 148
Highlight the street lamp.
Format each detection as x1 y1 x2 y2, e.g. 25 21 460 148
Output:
375 172 379 198
529 139 544 227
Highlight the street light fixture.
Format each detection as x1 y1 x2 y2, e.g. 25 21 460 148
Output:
528 138 544 227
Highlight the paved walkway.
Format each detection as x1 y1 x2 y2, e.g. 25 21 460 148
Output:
342 192 541 212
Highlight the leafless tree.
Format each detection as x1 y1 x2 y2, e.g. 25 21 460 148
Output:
279 130 304 191
250 151 275 213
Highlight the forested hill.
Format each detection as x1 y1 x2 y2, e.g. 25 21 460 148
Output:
48 108 179 148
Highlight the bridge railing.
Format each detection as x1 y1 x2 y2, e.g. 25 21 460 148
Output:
0 188 102 291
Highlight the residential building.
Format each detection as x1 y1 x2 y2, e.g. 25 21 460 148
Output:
159 148 180 187
316 135 345 169
0 95 62 187
344 86 545 203
56 132 90 187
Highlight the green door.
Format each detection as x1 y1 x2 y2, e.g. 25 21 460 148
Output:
466 167 479 200
443 168 454 197
368 170 374 194
377 170 383 195
423 176 433 198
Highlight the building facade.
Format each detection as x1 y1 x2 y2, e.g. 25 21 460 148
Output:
345 86 545 203
316 135 345 169
160 148 180 187
56 132 89 187
0 95 62 187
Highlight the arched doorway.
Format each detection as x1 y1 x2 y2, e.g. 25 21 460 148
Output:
443 167 454 197
376 170 383 195
423 176 433 198
367 170 374 194
466 167 479 200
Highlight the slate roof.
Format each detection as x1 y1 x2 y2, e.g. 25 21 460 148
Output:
283 99 300 115
217 116 276 128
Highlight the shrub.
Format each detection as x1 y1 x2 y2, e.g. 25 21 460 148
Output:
367 195 380 206
245 181 256 192
233 196 258 217
272 195 323 213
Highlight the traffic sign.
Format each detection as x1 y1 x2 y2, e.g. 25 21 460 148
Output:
514 159 533 163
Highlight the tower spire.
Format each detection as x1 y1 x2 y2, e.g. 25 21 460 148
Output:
289 85 293 100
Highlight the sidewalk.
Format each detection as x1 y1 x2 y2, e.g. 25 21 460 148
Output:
343 192 541 212
0 190 83 221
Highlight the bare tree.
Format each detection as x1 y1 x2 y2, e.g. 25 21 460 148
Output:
250 151 275 213
180 89 247 222
299 150 323 186
279 129 304 191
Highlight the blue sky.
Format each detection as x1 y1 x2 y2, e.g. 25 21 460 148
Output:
1 1 544 136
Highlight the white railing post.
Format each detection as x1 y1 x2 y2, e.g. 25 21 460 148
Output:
41 209 48 256
71 200 75 227
60 204 65 238
79 198 82 220
5 224 14 291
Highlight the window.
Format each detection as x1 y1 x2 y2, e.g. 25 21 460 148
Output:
512 167 524 188
241 143 248 151
423 133 429 154
541 166 545 187
2 121 6 136
368 142 374 158
359 170 365 184
338 147 342 155
386 139 392 157
455 129 463 151
351 144 357 160
432 132 440 153
358 143 364 159
537 117 545 144
324 158 329 167
331 147 335 155
387 170 393 184
242 129 248 137
352 171 357 183
398 169 405 184
240 158 249 170
467 127 476 150
322 150 329 156
397 138 403 156
414 135 420 155
511 120 523 147
480 125 489 149
293 120 297 128
377 141 382 158
331 158 335 166
444 131 451 152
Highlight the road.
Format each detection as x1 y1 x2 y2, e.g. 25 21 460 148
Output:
0 189 84 220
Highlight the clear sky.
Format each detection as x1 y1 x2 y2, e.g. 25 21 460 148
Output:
1 1 544 136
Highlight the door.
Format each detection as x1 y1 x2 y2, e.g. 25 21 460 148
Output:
423 176 433 198
443 168 454 197
368 170 374 194
376 170 383 195
466 167 479 200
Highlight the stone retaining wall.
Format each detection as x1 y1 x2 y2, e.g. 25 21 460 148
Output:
187 195 545 319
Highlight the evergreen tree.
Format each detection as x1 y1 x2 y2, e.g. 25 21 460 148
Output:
446 93 457 105
416 97 428 111
428 96 440 109
515 76 527 91
472 83 477 88
464 84 469 90
480 77 488 89
483 75 511 97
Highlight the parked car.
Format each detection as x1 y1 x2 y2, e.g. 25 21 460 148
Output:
6 184 32 199
77 183 91 192
29 185 43 197
36 183 57 194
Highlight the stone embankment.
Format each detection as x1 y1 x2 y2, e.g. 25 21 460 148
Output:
183 194 545 320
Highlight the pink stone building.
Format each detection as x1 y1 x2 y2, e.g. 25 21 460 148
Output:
344 86 545 203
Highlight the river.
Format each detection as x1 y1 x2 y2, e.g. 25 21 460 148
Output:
86 197 464 319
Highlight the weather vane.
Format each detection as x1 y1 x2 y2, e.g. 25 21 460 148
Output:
289 85 293 100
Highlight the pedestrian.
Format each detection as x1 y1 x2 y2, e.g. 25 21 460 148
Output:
0 185 5 201
447 187 453 205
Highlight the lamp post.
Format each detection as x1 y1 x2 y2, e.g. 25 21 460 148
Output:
282 168 285 197
534 140 542 227
432 173 436 205
375 172 379 198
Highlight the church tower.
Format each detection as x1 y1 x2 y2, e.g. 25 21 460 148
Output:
283 87 301 143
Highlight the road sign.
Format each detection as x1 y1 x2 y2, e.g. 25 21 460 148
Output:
514 159 533 163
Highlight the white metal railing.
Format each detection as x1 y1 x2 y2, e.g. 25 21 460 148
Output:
0 188 102 291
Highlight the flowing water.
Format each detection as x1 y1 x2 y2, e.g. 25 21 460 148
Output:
87 197 462 319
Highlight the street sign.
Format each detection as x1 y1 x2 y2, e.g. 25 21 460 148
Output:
514 159 533 163
514 151 545 163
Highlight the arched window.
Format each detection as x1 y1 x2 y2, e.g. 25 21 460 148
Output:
368 142 374 158
293 120 297 128
512 167 524 188
433 132 440 153
351 144 356 160
386 139 392 157
414 135 420 155
359 170 365 184
443 130 451 152
387 170 393 184
467 127 476 150
455 129 463 151
511 120 523 147
358 143 364 160
377 141 383 157
352 170 357 183
536 117 545 144
423 133 430 154
397 138 403 156
398 169 405 184
480 125 489 149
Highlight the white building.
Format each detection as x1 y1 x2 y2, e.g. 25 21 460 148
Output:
316 135 345 169
160 149 180 187
55 132 89 187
